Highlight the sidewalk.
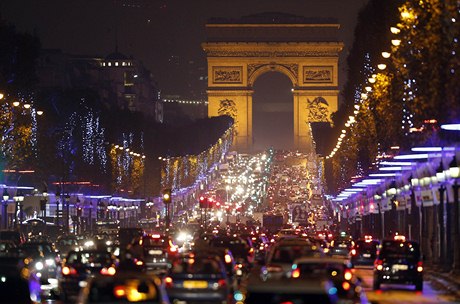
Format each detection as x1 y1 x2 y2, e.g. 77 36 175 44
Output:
426 267 460 298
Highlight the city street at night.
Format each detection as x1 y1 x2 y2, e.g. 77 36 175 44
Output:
1 0 460 303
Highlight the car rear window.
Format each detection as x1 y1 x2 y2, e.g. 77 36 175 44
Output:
356 241 378 251
67 252 112 265
297 263 344 277
271 246 315 263
381 241 420 258
171 259 222 274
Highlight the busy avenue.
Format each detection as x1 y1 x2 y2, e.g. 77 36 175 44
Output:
0 150 458 303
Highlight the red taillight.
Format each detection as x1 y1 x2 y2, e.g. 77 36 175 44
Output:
164 276 173 288
113 285 126 298
61 266 77 276
375 259 383 271
292 268 300 278
351 249 357 256
100 266 116 276
218 279 227 287
417 261 423 272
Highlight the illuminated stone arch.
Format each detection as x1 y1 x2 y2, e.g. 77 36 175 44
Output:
203 13 343 152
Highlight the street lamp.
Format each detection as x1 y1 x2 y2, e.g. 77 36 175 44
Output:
64 194 70 232
14 190 24 230
2 189 9 229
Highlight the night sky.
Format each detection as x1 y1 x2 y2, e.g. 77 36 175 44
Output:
1 0 368 150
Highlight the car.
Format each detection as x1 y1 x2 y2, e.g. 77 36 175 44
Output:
209 235 254 267
373 235 423 291
245 271 340 304
118 227 144 249
59 249 118 301
350 237 380 267
262 238 322 280
193 246 238 286
18 241 60 289
76 272 169 304
0 256 42 304
0 240 18 257
0 230 25 246
164 254 232 304
128 233 178 273
55 235 81 258
291 257 366 303
329 235 355 258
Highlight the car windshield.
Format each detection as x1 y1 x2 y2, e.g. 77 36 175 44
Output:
381 241 420 258
271 246 315 263
58 238 78 246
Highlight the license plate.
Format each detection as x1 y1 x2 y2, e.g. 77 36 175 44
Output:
392 264 408 271
363 254 371 258
149 250 163 255
183 280 208 289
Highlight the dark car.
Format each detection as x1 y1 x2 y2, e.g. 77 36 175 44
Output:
76 272 170 304
59 249 118 301
118 227 144 249
329 235 355 258
55 235 81 258
164 254 232 303
291 257 366 303
209 235 254 266
263 238 322 280
0 240 17 257
0 256 42 304
0 230 25 246
373 236 423 291
128 234 178 273
18 241 60 287
351 238 380 267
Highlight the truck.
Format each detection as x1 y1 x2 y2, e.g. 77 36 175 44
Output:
262 214 284 233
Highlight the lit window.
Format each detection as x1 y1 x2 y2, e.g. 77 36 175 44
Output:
115 62 119 66
102 62 106 66
122 62 126 66
108 62 112 67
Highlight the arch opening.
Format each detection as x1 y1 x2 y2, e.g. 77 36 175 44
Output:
252 71 294 152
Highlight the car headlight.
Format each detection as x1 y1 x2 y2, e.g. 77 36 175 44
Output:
84 240 94 247
176 232 188 242
45 259 55 266
35 261 44 271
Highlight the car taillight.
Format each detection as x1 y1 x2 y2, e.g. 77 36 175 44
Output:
224 254 232 264
100 266 116 276
218 279 227 287
342 281 351 291
62 266 77 276
417 261 423 272
344 270 353 281
113 285 126 298
169 246 177 253
351 249 357 256
292 268 300 278
375 259 383 271
249 248 254 254
164 276 173 288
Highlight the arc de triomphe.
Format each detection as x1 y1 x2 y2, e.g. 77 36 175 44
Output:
202 13 343 153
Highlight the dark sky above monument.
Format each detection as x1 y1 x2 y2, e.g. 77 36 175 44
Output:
1 0 368 150
2 0 367 96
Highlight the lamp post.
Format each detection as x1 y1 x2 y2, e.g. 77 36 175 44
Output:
436 162 447 267
14 190 24 231
2 189 9 229
64 194 70 233
449 155 460 272
40 188 48 222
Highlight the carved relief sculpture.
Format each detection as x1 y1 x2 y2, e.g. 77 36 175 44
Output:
307 97 331 123
213 66 242 83
303 66 333 83
218 99 239 135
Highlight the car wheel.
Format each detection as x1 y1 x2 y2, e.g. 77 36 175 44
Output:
415 280 423 291
373 278 381 290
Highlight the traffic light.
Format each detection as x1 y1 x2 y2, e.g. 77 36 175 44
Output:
199 196 208 208
163 189 172 204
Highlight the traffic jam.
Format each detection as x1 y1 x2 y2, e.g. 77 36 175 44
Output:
0 150 456 303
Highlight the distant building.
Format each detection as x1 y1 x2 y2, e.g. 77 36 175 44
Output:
36 49 163 122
